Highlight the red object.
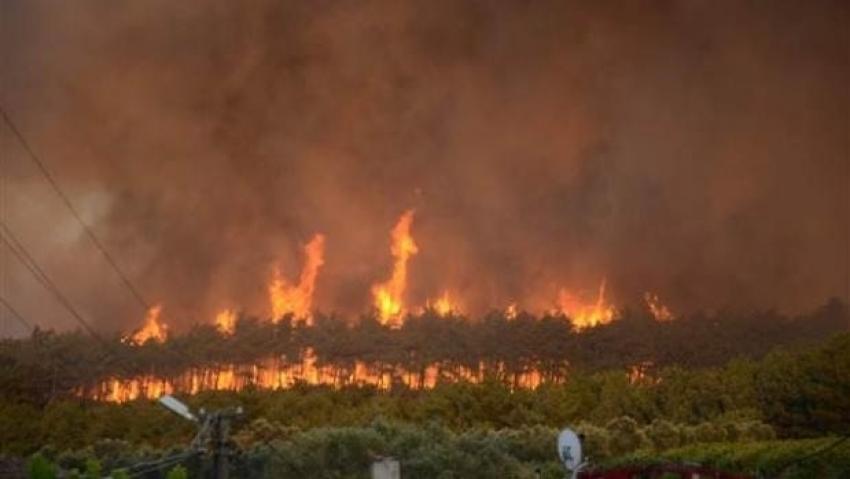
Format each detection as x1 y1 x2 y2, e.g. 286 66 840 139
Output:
580 465 752 479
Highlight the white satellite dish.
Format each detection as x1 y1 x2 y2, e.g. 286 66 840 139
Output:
557 428 583 471
159 395 197 422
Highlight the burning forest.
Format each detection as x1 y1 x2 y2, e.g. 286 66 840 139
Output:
10 297 850 405
126 208 666 336
93 207 698 402
0 0 848 477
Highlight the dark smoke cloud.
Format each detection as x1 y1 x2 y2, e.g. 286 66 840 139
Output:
1 0 847 332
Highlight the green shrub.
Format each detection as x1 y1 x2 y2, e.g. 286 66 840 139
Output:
645 419 681 451
166 465 188 479
27 453 56 479
605 416 643 457
605 437 850 478
575 422 610 461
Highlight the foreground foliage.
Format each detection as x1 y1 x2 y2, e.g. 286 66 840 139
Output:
606 437 850 479
2 302 847 477
22 423 848 479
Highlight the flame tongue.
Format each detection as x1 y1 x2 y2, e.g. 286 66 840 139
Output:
372 210 418 325
127 305 167 344
215 309 237 335
557 279 615 329
429 291 457 317
269 234 326 324
644 292 673 321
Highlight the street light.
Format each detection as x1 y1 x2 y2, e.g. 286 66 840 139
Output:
159 394 198 422
156 394 243 479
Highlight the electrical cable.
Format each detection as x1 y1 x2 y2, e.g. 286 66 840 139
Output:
0 220 193 388
123 451 198 478
0 220 107 343
0 293 35 334
771 435 850 476
0 105 154 315
0 107 198 369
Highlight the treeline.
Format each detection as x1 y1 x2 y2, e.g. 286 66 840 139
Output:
2 331 848 457
1 299 846 404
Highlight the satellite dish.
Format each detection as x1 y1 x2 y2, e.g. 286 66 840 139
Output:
159 395 197 422
557 428 583 471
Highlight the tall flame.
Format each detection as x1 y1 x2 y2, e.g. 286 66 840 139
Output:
126 305 167 344
372 210 418 325
644 292 673 321
428 291 458 317
557 279 616 329
269 234 325 324
215 309 237 335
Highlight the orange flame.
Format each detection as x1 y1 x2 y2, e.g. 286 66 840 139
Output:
269 234 325 325
557 279 616 329
90 355 546 403
215 309 237 335
505 302 518 320
644 292 673 321
372 210 418 326
126 305 167 344
428 291 458 317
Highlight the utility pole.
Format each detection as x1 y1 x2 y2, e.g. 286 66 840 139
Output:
156 395 242 479
211 410 237 479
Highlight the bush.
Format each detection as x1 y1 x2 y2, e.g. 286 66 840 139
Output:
166 465 188 479
27 453 56 479
607 437 850 478
645 419 681 451
694 422 726 443
605 416 644 457
574 422 610 461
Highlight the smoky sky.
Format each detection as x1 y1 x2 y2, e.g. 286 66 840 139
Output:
1 0 848 333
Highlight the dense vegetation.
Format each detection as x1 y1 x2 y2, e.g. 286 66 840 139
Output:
1 299 845 403
1 300 847 477
25 420 838 479
13 414 850 478
608 437 850 479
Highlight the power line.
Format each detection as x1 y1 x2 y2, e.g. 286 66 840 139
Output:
0 288 112 403
0 295 90 399
1 220 199 372
0 220 108 344
123 451 198 478
0 224 57 299
0 221 180 381
0 105 153 314
0 293 35 334
0 105 197 376
3 223 202 369
772 435 849 476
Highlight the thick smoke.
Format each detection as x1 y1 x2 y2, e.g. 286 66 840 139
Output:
1 0 847 332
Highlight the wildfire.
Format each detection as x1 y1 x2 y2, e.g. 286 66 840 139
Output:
505 302 518 320
372 210 418 326
215 309 237 335
269 233 325 325
126 305 167 344
644 292 673 321
428 291 459 317
114 212 677 352
91 356 545 403
557 279 616 329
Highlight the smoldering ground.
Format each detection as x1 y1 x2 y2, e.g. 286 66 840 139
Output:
1 0 847 332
